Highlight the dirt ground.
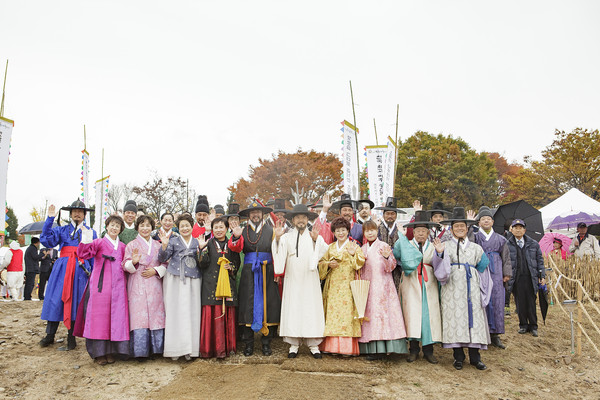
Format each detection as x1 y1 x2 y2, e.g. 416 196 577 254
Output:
0 301 598 400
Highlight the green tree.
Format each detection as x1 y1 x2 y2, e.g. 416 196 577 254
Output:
6 207 18 242
394 132 498 209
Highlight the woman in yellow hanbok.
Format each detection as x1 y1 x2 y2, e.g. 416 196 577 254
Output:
319 217 365 355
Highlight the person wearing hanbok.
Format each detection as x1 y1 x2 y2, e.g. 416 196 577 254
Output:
314 194 364 244
395 211 443 364
198 216 240 359
39 200 96 351
151 212 179 242
75 215 129 365
157 214 202 360
470 206 512 349
119 200 139 244
123 215 166 359
359 221 407 360
432 207 491 371
272 204 328 359
318 217 365 356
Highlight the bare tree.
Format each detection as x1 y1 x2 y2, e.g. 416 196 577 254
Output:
132 172 192 219
107 183 137 214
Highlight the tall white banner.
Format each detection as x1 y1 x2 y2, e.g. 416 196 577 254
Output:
341 120 359 200
381 136 397 202
94 176 110 234
0 117 13 234
81 150 90 225
365 145 387 208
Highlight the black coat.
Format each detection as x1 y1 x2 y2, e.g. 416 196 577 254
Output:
507 234 545 294
39 248 58 273
199 238 240 306
24 245 44 274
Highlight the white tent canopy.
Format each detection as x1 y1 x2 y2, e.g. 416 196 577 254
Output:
540 188 600 229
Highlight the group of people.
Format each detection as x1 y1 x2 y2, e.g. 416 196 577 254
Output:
30 192 547 371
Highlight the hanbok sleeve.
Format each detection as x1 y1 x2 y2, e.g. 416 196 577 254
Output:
310 236 328 272
478 267 493 307
272 235 288 275
158 238 174 263
381 243 397 273
318 247 332 281
227 233 244 253
352 245 365 271
393 234 422 275
122 242 137 274
433 250 451 284
199 245 210 270
77 238 100 260
475 249 489 273
314 214 333 244
40 217 61 248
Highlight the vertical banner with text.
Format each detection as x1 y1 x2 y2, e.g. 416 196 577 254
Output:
81 150 90 225
365 145 387 208
93 176 110 234
0 117 13 234
381 136 397 202
341 120 359 200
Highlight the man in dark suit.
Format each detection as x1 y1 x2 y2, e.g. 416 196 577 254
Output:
38 247 57 300
24 238 47 301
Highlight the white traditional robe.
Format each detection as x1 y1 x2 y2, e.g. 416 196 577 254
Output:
272 228 328 342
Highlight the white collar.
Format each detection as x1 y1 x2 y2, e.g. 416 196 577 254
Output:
480 228 494 241
180 235 193 249
453 236 469 249
105 235 119 250
71 220 83 230
139 235 153 255
336 239 349 251
160 227 173 236
248 220 263 233
124 222 135 230
412 239 429 249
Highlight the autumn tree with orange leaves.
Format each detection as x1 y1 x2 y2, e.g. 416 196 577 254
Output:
228 150 343 206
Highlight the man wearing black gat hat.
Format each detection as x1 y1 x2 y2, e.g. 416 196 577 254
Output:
38 200 97 351
314 193 363 244
192 195 212 239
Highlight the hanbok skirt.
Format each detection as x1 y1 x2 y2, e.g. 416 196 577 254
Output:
200 304 236 358
86 339 129 358
163 273 201 358
129 328 165 358
359 339 407 355
319 336 359 356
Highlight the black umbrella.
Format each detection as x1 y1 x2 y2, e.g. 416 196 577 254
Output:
538 283 549 325
18 221 57 235
492 200 544 241
587 223 600 236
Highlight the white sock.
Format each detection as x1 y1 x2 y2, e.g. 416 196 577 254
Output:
289 345 299 353
309 346 320 354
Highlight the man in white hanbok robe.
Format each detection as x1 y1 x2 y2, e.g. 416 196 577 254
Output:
272 204 328 358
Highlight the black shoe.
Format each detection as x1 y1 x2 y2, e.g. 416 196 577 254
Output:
57 334 76 351
531 329 538 337
243 344 254 356
470 361 487 370
518 328 527 334
312 352 322 359
39 335 55 347
262 344 272 356
453 360 463 370
406 353 418 363
424 353 438 364
491 335 506 349
288 352 297 359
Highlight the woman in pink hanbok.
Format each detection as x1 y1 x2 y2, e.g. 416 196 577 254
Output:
359 221 407 360
75 215 129 365
123 215 166 360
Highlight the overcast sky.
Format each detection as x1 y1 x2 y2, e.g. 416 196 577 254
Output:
1 0 599 226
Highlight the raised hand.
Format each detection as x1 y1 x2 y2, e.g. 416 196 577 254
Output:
230 220 243 238
433 238 445 254
379 245 392 258
158 230 169 246
412 200 422 212
322 194 332 213
132 248 141 265
48 204 57 218
347 241 357 256
197 234 207 250
466 209 476 220
310 223 321 241
206 209 216 229
396 221 407 236
274 219 286 240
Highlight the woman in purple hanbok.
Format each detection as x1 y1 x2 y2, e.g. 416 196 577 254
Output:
75 215 129 365
123 215 166 359
358 221 407 360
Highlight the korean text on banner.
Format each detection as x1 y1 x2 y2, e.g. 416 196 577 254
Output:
93 176 110 235
381 136 397 201
0 117 14 234
341 120 359 200
365 145 387 208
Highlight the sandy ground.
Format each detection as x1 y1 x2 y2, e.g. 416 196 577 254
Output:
0 301 598 400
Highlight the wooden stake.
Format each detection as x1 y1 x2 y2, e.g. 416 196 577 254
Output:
83 125 87 151
577 284 582 356
101 148 104 180
373 118 378 145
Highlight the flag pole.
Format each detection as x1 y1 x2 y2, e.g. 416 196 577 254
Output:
349 80 361 197
101 148 104 180
393 104 399 195
373 118 378 145
0 60 8 118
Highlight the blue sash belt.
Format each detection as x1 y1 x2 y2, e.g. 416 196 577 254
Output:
245 252 272 333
